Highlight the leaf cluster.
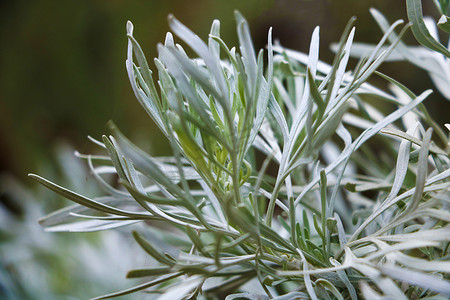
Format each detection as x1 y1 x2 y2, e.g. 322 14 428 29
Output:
30 9 450 300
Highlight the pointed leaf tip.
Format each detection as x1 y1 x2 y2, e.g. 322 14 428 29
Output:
164 32 174 47
438 15 447 25
438 15 450 33
106 120 116 131
167 14 175 23
212 19 220 27
126 21 133 35
234 10 245 21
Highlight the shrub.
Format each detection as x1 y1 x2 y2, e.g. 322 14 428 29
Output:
30 4 450 299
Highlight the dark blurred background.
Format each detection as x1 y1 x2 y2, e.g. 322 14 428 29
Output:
0 0 447 180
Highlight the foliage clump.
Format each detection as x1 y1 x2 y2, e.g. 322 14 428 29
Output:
31 6 450 300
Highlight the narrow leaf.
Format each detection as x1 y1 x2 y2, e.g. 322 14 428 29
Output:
133 231 176 266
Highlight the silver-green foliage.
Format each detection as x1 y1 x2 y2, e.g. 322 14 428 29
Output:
408 0 450 57
341 7 450 101
1 144 142 300
30 11 450 299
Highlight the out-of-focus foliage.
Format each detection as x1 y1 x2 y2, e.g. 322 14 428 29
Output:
0 144 146 299
342 4 450 101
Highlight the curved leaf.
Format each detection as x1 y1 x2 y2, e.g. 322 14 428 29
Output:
407 0 450 57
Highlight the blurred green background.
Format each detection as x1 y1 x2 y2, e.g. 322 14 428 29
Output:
1 0 447 180
0 0 449 298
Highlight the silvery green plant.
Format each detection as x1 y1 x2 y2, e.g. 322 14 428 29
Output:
341 4 450 101
1 144 142 300
30 11 450 299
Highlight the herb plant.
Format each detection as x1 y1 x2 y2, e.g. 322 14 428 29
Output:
30 7 450 300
